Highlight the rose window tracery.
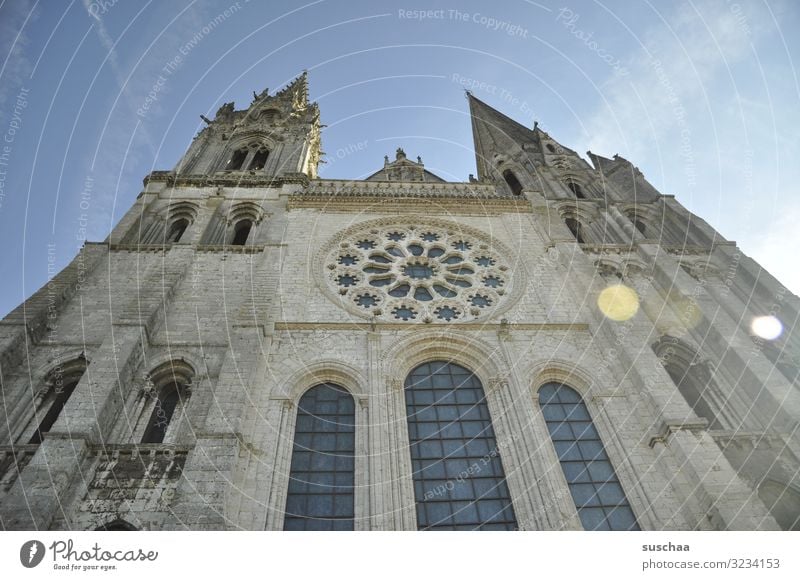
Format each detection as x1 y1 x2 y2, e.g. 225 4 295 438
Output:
324 224 513 322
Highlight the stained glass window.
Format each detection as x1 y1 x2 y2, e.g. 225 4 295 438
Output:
405 362 517 530
284 384 355 531
539 382 639 530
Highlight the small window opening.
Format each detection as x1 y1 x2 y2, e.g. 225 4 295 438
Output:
225 149 248 170
503 170 523 196
250 149 269 171
141 385 183 444
231 220 252 246
567 181 585 199
29 379 80 444
166 219 189 243
565 218 586 244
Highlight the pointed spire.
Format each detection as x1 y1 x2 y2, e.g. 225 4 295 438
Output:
274 70 309 108
467 92 539 179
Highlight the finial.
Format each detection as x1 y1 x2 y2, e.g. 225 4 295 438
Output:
533 121 538 130
396 147 406 160
417 156 422 164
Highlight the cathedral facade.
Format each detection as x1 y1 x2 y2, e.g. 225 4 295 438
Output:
1 73 798 531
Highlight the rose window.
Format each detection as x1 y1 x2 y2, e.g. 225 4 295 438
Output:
324 224 512 322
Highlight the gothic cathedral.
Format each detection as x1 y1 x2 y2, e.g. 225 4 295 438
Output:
1 73 798 531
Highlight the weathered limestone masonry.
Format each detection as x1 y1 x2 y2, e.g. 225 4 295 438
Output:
1 73 798 530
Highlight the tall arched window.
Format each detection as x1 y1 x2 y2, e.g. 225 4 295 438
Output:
565 217 586 244
166 218 189 243
566 180 585 199
225 148 248 170
539 382 639 530
404 361 517 530
284 384 355 530
634 219 647 236
250 148 269 170
141 383 188 444
29 379 80 444
27 358 87 444
663 365 720 429
503 170 523 196
136 360 194 445
653 338 722 430
231 219 252 246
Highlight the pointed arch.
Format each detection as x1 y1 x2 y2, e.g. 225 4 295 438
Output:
225 148 248 170
137 359 195 444
538 382 639 530
502 169 523 196
25 356 88 444
283 383 356 530
651 336 723 429
556 202 595 244
565 179 585 199
404 361 517 530
225 201 265 245
565 217 585 244
231 219 252 246
218 133 276 172
166 218 189 243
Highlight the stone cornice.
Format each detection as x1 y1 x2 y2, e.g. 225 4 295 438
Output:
143 171 309 188
305 179 506 199
274 322 588 331
288 195 531 213
108 243 268 254
648 419 709 447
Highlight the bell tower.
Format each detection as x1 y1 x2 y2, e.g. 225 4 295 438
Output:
468 92 613 201
175 72 321 179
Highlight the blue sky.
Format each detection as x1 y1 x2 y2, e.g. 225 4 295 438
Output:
0 0 798 318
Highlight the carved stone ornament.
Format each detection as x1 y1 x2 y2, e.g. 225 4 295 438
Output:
318 219 522 323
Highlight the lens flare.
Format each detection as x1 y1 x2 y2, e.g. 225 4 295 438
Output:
751 316 782 340
597 284 639 321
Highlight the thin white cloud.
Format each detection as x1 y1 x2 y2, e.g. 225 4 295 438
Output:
579 0 800 295
743 202 800 296
583 0 770 158
0 0 38 108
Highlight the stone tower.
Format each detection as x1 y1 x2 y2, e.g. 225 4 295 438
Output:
0 74 798 531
